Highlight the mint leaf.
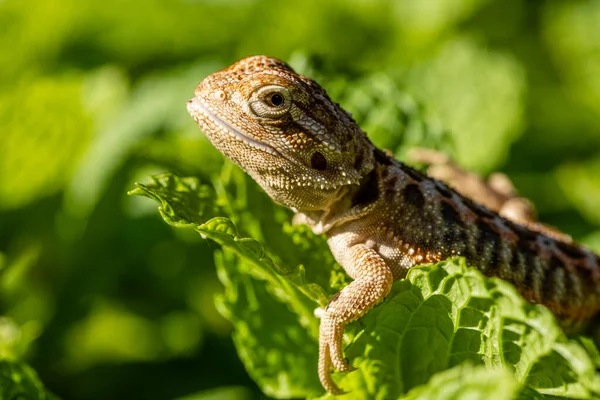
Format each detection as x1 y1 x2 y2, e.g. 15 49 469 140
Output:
132 173 600 399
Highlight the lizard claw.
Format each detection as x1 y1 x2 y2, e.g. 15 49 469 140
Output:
318 312 353 393
338 359 356 373
318 335 346 395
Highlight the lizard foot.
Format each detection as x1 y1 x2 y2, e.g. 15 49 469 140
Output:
316 245 393 393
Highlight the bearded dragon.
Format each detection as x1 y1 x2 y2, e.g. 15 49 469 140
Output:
186 55 600 394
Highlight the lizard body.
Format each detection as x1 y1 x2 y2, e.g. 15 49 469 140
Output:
187 56 600 394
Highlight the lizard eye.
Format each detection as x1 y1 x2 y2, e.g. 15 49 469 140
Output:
250 85 291 118
268 93 284 107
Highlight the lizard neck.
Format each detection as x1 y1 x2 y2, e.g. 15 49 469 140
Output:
295 139 379 234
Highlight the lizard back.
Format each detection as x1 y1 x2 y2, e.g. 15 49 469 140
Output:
345 147 600 326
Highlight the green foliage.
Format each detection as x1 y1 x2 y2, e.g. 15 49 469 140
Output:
401 36 525 172
2 1 600 399
132 173 600 399
0 359 56 400
404 364 524 400
0 74 92 210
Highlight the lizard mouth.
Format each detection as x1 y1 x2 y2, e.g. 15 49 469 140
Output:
187 97 280 156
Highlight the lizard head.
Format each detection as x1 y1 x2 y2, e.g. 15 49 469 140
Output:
187 55 374 211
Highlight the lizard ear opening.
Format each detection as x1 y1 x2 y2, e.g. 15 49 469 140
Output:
311 152 328 171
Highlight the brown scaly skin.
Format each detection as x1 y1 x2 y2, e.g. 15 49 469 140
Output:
187 55 600 394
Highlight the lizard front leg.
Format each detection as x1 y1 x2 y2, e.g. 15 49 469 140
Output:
319 243 393 394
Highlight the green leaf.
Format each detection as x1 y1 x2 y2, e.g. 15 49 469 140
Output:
0 74 92 210
403 364 523 400
129 173 221 227
321 73 454 159
329 259 600 398
556 157 600 226
0 359 57 400
402 36 526 173
130 173 330 397
215 251 321 398
173 386 253 400
132 173 600 399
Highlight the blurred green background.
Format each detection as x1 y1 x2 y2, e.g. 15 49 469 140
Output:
1 0 600 399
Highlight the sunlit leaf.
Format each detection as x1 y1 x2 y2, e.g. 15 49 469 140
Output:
133 173 600 399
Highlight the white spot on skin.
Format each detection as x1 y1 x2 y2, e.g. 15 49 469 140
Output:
214 90 227 101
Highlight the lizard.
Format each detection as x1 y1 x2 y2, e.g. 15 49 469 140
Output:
186 55 600 394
